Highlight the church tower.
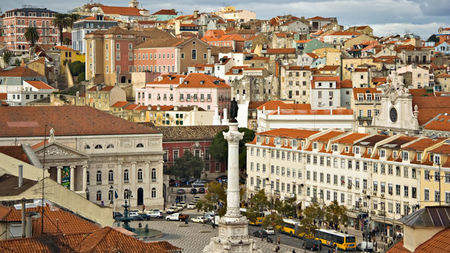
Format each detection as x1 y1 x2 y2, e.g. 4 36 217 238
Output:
129 0 139 8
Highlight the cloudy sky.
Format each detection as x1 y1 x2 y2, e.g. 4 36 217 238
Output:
3 0 449 38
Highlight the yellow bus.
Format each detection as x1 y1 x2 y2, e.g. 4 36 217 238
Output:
277 218 300 236
314 229 356 251
240 208 269 226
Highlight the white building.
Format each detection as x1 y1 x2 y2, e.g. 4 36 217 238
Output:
71 15 118 54
257 104 354 132
310 76 342 109
245 128 445 227
0 80 57 106
214 6 256 22
0 106 164 210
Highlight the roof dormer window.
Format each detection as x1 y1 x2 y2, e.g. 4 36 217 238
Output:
275 137 281 145
256 136 261 143
266 137 270 144
332 144 338 152
402 151 409 161
354 146 360 154
345 146 349 153
380 149 386 158
313 142 318 150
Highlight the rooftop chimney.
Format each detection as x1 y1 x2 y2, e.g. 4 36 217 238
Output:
18 165 23 188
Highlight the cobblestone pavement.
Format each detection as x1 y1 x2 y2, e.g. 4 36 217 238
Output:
137 220 306 253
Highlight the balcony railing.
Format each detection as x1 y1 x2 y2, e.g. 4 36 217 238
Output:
357 116 373 121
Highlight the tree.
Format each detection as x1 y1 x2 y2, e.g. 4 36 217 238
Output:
298 204 319 239
54 14 71 45
262 212 283 229
24 27 39 47
77 72 85 83
209 127 255 171
325 201 348 230
166 151 204 179
2 50 13 66
196 181 227 216
426 34 440 43
274 197 297 218
246 189 270 223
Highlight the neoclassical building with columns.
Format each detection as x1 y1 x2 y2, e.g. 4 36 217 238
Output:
0 106 164 210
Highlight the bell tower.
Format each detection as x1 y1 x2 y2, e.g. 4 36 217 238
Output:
129 0 139 8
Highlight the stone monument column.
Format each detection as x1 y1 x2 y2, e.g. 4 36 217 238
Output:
203 122 260 253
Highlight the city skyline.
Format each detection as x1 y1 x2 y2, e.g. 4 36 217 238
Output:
2 0 449 38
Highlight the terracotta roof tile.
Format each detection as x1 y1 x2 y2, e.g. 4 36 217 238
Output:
266 48 296 54
269 108 353 116
312 131 345 142
412 96 450 126
422 114 450 131
341 79 353 88
26 81 55 90
152 9 177 15
136 37 184 49
0 93 7 100
100 6 142 16
256 101 311 110
148 125 228 141
0 146 30 163
111 101 130 108
55 45 74 51
147 74 185 85
333 133 370 145
0 67 43 77
403 138 445 151
352 88 381 99
387 228 450 253
177 73 230 89
257 128 319 139
0 106 158 138
429 144 450 155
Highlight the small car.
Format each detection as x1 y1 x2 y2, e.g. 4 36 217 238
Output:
177 189 186 194
146 209 163 218
192 180 206 188
191 188 197 194
165 206 177 214
187 202 196 209
198 187 205 194
357 242 374 252
264 226 275 235
191 216 206 223
165 213 180 221
253 230 270 238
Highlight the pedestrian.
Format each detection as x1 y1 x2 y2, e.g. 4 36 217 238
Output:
292 249 296 253
275 245 280 252
277 236 280 245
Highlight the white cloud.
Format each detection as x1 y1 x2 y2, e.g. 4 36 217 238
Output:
370 22 447 39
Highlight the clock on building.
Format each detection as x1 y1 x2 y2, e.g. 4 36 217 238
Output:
389 107 398 122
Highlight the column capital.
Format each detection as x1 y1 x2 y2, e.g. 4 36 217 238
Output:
223 129 244 143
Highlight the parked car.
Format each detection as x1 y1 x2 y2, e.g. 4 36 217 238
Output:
264 226 275 235
176 203 185 211
129 210 140 217
165 213 181 221
253 230 269 238
216 175 227 183
191 216 206 223
192 180 206 188
146 209 163 218
191 188 197 194
113 212 123 219
165 206 177 214
357 242 374 252
187 202 196 209
176 189 186 195
198 187 205 194
179 201 187 208
303 239 322 251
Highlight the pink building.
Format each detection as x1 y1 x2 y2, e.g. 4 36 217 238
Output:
136 73 231 116
3 7 59 53
134 37 183 74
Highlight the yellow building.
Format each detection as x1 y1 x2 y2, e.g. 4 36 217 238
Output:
351 87 382 129
55 46 85 71
342 57 381 80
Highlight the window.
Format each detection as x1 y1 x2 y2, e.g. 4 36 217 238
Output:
152 168 157 182
192 49 197 60
435 190 440 202
124 169 129 183
95 144 103 149
136 143 144 148
96 191 102 201
152 187 156 198
108 170 113 183
86 171 90 185
424 189 429 201
138 169 143 182
96 170 102 183
404 186 409 197
107 144 114 149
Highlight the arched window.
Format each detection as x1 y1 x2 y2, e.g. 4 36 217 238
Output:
124 169 129 182
108 190 113 201
86 171 90 185
96 170 102 183
96 190 102 201
151 168 156 182
151 187 156 198
108 170 114 183
106 144 114 149
137 168 143 182
85 144 90 150
95 144 103 149
136 143 144 148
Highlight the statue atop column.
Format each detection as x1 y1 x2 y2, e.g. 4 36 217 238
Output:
230 98 238 123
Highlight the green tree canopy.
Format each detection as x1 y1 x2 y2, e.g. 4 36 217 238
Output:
166 151 204 179
209 127 255 171
54 14 79 45
274 197 297 218
325 201 348 230
69 61 85 76
245 189 270 222
196 181 227 216
24 27 39 47
262 212 283 229
298 203 320 239
2 50 13 66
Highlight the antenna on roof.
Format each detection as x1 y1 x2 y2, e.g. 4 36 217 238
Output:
41 124 47 235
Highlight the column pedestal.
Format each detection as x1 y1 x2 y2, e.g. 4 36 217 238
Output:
203 123 260 253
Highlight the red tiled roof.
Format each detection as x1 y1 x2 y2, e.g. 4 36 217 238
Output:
0 146 30 163
55 45 74 51
257 128 319 139
423 114 450 131
326 31 360 36
0 67 43 77
100 6 142 16
177 73 230 89
412 96 450 126
78 16 115 21
256 101 311 110
147 74 186 85
429 144 450 155
341 79 352 88
111 101 129 108
0 106 158 137
152 9 177 15
0 93 6 100
318 65 340 71
266 48 296 54
403 138 445 151
333 133 370 145
352 88 381 99
269 108 353 116
387 228 450 253
312 131 345 142
87 85 115 91
26 81 55 90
